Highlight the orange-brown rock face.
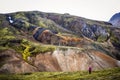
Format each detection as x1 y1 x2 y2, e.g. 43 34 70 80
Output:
38 30 60 44
34 52 62 71
34 29 82 46
52 49 119 71
0 49 38 74
0 48 120 74
31 48 120 72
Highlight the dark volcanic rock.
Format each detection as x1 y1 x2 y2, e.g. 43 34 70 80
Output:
81 23 109 41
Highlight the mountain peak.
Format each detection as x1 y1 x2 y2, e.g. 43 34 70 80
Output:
109 12 120 27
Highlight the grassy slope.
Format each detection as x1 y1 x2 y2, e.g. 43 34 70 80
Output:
0 67 120 80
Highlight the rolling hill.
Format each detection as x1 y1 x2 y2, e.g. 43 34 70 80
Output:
0 11 120 74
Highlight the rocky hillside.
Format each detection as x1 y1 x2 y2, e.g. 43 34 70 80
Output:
0 11 120 74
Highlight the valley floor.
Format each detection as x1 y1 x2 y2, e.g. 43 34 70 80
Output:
0 67 120 80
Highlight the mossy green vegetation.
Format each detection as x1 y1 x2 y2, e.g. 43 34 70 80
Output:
0 67 120 80
13 12 29 21
0 35 55 61
22 44 31 61
11 39 55 60
30 45 55 54
0 25 55 60
0 27 15 40
0 27 17 52
0 46 9 52
97 35 108 42
110 33 120 44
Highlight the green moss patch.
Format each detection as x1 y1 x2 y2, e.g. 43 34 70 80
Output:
0 67 120 80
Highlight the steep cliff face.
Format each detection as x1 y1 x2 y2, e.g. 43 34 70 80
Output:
0 11 120 73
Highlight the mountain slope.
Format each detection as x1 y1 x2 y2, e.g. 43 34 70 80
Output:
0 11 120 73
109 12 120 27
